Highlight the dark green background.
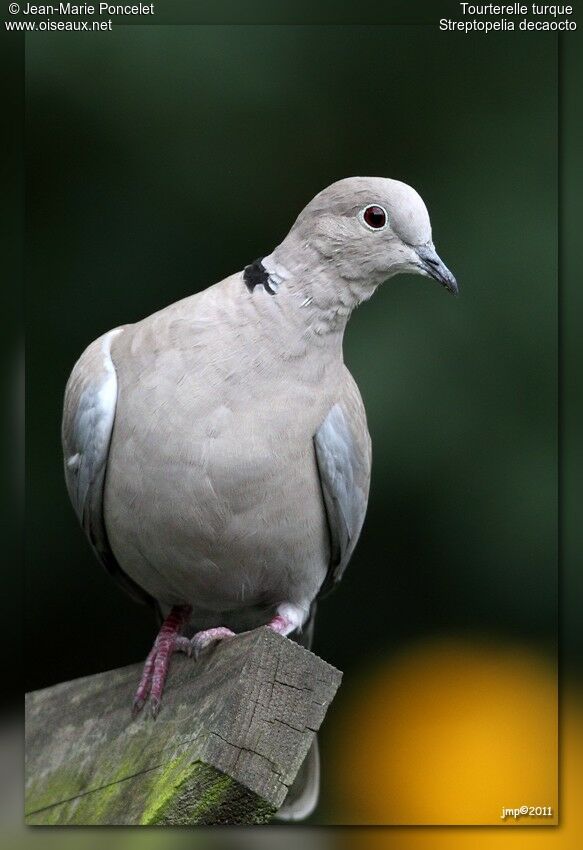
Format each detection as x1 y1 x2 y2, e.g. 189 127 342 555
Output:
25 23 558 818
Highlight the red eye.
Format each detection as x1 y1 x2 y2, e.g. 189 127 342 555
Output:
363 205 387 229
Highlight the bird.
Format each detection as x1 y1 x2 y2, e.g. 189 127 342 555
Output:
61 176 457 820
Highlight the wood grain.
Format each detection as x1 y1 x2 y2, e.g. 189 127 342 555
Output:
25 628 342 825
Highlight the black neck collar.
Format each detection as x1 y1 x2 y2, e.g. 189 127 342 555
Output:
243 257 276 295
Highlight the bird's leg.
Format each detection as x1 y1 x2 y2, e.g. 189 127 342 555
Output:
191 626 236 659
132 604 192 718
190 603 307 660
266 603 307 637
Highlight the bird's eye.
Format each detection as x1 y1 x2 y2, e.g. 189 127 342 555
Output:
361 205 388 230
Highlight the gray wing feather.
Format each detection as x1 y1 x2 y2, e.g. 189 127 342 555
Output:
63 334 117 525
62 327 151 605
314 403 368 594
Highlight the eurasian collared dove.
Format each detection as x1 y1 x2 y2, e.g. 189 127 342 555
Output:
62 176 457 820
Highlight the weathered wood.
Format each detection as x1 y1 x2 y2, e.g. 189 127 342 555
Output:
25 627 342 825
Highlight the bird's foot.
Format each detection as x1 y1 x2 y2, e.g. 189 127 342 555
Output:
191 626 235 659
132 604 192 718
266 603 307 637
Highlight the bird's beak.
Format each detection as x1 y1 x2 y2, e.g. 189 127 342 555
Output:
415 244 458 295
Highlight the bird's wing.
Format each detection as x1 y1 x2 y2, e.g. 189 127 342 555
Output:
61 326 153 605
314 401 371 596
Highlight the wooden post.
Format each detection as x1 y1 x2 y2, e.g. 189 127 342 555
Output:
25 628 342 825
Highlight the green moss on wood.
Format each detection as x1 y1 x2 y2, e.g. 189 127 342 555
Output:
26 754 276 825
140 754 199 825
145 761 276 825
26 733 169 823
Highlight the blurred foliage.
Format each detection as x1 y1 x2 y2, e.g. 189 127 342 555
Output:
23 19 563 826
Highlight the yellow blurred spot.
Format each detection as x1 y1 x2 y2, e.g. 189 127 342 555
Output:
328 640 558 826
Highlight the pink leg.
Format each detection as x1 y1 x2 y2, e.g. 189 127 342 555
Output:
267 614 293 634
132 605 192 718
190 608 299 657
266 603 307 637
191 626 235 659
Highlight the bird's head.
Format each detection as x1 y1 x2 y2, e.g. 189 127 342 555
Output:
271 176 457 305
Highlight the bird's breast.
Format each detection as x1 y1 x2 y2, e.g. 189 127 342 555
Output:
104 363 336 612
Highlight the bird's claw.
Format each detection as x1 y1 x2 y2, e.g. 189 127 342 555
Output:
131 696 146 719
131 604 192 719
191 626 235 659
131 615 236 717
174 636 193 657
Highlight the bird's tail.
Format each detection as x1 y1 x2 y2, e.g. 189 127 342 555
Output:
275 737 320 821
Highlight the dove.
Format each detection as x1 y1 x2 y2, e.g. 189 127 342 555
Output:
62 176 457 819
